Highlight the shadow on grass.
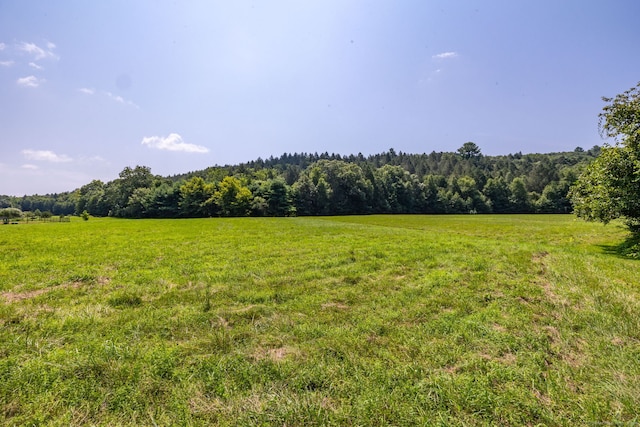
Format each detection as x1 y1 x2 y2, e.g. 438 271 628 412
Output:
598 233 640 260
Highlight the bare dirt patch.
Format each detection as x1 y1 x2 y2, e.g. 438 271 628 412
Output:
253 346 299 362
531 252 569 307
443 365 459 374
611 336 626 346
532 251 549 263
1 281 90 303
188 393 225 417
533 388 552 407
1 288 50 303
321 302 349 310
542 326 587 368
320 396 338 411
268 347 290 361
499 352 517 365
492 323 507 333
543 325 561 344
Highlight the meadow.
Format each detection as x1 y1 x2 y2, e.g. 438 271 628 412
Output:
0 215 639 426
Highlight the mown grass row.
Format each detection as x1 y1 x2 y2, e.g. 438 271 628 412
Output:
1 215 639 425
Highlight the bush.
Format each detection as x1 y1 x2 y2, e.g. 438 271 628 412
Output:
0 208 22 220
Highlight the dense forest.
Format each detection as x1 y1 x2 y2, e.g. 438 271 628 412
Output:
1 143 600 218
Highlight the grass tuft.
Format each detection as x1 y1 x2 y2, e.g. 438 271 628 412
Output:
107 292 143 308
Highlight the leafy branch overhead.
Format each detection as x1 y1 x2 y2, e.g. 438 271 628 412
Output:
571 81 640 232
599 83 640 143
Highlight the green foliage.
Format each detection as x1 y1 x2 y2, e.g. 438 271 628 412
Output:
250 178 293 216
304 160 373 215
509 177 531 213
76 179 108 216
457 141 482 159
4 146 599 218
483 177 510 212
0 207 22 219
211 176 252 217
81 210 90 221
571 144 640 229
599 82 640 143
571 82 640 231
372 165 423 213
180 176 214 217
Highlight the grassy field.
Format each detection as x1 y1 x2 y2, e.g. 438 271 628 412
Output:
0 215 639 426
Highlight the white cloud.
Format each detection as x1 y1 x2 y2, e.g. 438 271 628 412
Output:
18 41 58 61
0 60 14 67
432 51 458 59
22 164 39 170
17 75 44 88
0 42 5 50
22 149 72 163
105 91 125 103
141 133 209 153
28 62 43 70
104 91 139 109
80 88 140 108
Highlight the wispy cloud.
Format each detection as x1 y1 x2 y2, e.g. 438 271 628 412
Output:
432 51 458 59
17 75 44 88
0 42 5 51
141 133 209 153
104 91 139 109
79 87 140 108
22 149 72 163
18 41 58 61
76 155 107 165
28 62 43 70
0 60 14 67
21 164 39 170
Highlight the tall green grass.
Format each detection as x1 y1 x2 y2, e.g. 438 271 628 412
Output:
1 215 638 425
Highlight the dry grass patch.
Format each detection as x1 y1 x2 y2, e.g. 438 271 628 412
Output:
321 302 349 310
532 388 553 407
253 346 300 362
1 281 87 303
1 288 50 303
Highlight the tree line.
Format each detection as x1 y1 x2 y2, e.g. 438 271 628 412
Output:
1 143 599 219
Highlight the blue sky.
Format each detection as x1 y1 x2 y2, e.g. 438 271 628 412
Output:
1 1 639 196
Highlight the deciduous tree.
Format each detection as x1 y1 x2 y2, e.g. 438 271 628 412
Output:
570 82 640 231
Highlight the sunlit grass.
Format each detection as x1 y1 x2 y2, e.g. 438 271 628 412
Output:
1 215 639 425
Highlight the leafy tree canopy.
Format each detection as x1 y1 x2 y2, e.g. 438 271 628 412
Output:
571 82 640 231
0 207 22 219
4 145 599 218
